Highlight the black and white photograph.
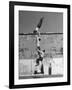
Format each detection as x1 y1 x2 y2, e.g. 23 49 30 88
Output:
19 11 63 79
9 1 70 88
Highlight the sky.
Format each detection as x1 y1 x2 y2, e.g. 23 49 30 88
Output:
19 10 63 33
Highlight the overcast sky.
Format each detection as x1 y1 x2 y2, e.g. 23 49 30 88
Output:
19 10 63 33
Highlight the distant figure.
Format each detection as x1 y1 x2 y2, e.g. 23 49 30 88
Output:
49 63 52 75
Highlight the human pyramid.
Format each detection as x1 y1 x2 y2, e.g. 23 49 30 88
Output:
33 17 45 74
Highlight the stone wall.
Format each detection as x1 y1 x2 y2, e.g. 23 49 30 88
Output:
19 34 63 59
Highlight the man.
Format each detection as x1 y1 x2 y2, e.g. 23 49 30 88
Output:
33 17 44 36
35 49 45 74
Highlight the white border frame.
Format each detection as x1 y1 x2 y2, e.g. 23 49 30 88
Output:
14 5 67 85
